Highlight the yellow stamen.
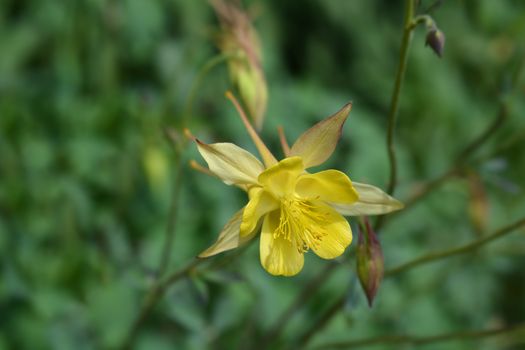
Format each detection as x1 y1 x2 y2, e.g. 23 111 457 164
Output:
274 197 329 253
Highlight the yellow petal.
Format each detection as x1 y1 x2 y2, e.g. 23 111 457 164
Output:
240 187 279 237
310 202 352 259
329 182 404 216
196 140 264 185
260 210 304 276
295 169 359 204
289 103 351 168
198 208 255 257
258 157 304 198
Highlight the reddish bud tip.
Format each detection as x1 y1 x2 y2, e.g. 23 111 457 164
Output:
357 217 384 307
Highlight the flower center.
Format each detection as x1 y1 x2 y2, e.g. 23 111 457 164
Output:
274 196 329 253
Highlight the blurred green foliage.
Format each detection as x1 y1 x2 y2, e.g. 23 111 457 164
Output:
1 0 525 349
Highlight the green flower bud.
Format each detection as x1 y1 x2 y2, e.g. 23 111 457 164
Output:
211 0 268 130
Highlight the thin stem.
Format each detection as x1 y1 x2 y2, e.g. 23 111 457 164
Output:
455 104 508 163
258 261 341 349
120 258 204 349
183 52 236 125
404 55 524 210
312 322 525 349
385 0 416 196
297 289 348 348
157 153 185 276
384 216 525 277
121 53 237 349
158 53 237 276
401 167 460 209
297 216 525 348
376 85 515 231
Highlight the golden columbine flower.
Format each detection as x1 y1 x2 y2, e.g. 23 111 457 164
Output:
192 94 403 276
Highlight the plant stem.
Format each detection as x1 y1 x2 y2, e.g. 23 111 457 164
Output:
384 216 525 277
183 52 237 124
297 289 348 348
311 322 525 349
121 53 236 349
297 216 525 347
258 261 341 349
158 153 185 276
120 258 204 349
385 0 417 196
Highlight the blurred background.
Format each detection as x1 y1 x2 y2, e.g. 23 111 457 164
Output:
1 0 525 349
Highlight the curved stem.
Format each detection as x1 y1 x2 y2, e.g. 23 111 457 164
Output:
183 52 237 126
385 216 525 277
385 0 417 196
121 53 235 349
296 288 349 348
380 55 524 222
157 154 185 276
312 322 525 349
297 216 525 348
258 261 341 349
120 258 204 349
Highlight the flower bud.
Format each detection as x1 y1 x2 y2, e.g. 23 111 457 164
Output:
425 29 445 57
211 0 268 130
357 217 384 307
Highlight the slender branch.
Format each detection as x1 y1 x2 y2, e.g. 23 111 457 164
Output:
158 153 185 275
455 104 508 163
401 167 460 209
258 262 341 348
377 93 513 231
384 216 525 277
399 55 525 211
385 0 417 196
121 53 238 349
312 322 525 349
120 258 204 349
297 288 349 348
297 216 525 348
183 52 237 124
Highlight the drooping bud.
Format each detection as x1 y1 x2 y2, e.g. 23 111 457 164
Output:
211 0 268 130
425 29 445 57
356 217 384 307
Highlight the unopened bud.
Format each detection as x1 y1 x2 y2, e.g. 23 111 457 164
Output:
357 217 384 307
425 29 445 57
211 0 267 130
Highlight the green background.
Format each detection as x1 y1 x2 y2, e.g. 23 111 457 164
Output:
1 0 525 349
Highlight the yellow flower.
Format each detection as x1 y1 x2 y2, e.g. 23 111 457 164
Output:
193 98 403 276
